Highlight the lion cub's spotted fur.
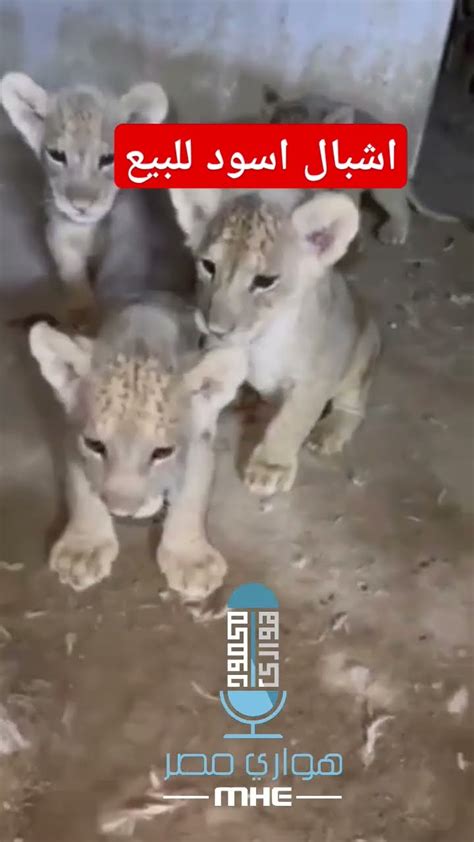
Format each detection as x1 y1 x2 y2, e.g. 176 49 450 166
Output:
171 188 380 497
0 73 169 323
28 295 246 598
90 353 179 444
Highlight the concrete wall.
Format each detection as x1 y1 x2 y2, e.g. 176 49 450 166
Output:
0 0 454 168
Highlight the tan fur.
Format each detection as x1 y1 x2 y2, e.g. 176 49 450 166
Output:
0 73 168 322
28 300 247 598
90 355 178 441
170 188 380 497
261 85 461 243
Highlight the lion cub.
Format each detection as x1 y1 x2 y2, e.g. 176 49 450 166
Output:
29 295 246 599
170 188 380 497
261 85 459 245
0 73 168 322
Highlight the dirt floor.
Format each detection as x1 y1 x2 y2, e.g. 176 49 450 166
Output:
0 125 473 840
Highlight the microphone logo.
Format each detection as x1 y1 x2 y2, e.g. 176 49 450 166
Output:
219 583 287 740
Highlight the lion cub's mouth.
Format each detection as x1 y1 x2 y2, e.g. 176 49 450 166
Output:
110 494 165 520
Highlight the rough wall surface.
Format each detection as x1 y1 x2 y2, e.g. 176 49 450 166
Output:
0 0 454 167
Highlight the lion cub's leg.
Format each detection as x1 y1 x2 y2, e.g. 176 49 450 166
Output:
157 428 227 602
46 216 97 327
371 187 410 245
309 320 380 455
157 348 247 601
244 383 331 497
50 462 119 591
342 188 365 253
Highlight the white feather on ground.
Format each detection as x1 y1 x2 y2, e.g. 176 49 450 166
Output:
360 714 395 768
447 686 469 716
0 704 29 755
98 770 186 837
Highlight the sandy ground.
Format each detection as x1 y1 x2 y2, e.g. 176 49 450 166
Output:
0 123 473 842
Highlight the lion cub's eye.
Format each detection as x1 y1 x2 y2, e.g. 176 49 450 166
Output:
47 148 67 165
250 274 279 292
83 436 107 457
199 258 216 278
99 153 114 168
151 446 175 462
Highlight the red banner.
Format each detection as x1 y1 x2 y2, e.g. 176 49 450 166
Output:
114 123 407 190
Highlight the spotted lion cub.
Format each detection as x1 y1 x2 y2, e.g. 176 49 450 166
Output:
29 296 246 599
0 73 168 322
170 189 380 497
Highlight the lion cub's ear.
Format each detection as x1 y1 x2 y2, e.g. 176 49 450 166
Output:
0 72 49 155
291 192 359 268
321 104 355 124
169 189 223 250
121 81 168 124
29 322 94 412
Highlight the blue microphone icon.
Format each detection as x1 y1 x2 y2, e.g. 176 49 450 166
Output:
220 583 287 740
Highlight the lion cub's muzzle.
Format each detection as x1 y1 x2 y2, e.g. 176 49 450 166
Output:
102 489 164 520
194 309 238 351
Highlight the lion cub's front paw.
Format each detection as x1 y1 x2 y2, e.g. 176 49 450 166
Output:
308 425 348 456
244 447 298 497
49 528 119 591
377 219 408 246
158 540 227 602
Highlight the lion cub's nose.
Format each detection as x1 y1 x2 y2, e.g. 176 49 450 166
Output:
71 198 91 214
101 489 141 517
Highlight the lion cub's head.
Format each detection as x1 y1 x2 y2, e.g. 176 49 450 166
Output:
170 189 359 344
0 73 168 224
30 314 182 518
29 304 246 519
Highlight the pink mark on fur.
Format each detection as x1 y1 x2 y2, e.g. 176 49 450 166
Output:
306 226 334 254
